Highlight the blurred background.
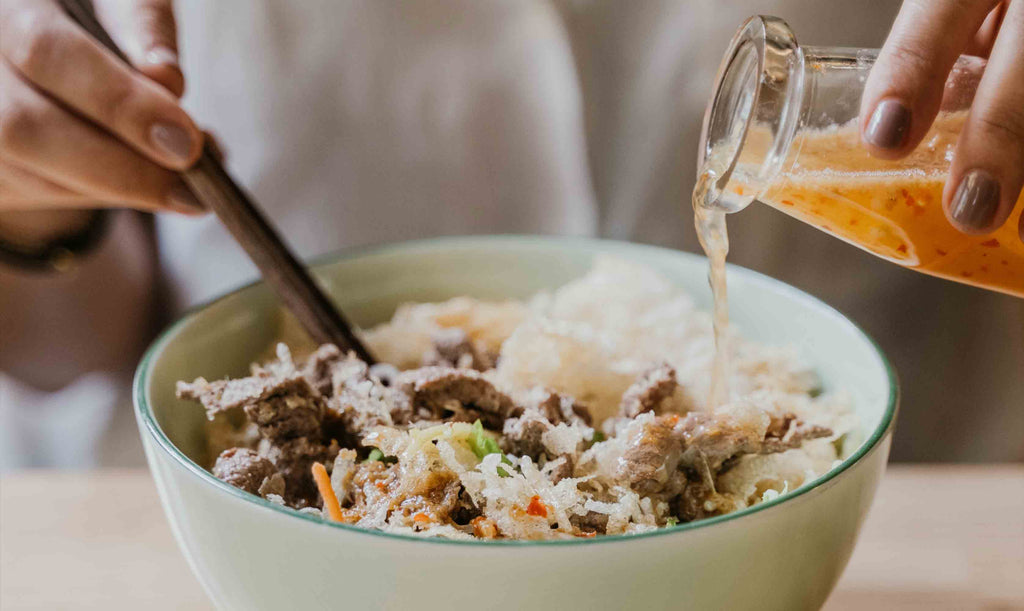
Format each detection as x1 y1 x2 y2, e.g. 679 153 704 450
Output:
1 0 1021 471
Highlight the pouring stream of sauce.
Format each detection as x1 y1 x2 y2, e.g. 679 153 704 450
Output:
692 169 730 408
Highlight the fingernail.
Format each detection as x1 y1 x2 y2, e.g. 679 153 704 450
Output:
143 46 179 68
864 99 912 150
150 122 194 165
167 183 205 214
949 170 1001 231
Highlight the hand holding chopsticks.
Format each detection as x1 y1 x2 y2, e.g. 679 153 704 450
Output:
55 0 376 363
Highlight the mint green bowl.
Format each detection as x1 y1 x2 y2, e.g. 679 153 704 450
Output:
135 236 897 611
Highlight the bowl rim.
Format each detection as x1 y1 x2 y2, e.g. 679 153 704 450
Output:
134 234 898 547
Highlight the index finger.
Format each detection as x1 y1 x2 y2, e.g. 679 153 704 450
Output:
1 0 201 169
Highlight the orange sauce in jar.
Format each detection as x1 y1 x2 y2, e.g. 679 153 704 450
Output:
732 113 1024 297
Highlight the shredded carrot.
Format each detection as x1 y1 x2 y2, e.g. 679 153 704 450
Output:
413 512 431 524
311 462 344 523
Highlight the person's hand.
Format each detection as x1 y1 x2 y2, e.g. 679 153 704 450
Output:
0 0 204 221
860 0 1023 241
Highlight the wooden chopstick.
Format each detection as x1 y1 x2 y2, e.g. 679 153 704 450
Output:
57 0 376 363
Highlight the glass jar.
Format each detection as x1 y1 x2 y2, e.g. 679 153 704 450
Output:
698 15 1023 297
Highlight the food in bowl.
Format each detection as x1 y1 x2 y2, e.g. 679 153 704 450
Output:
176 257 855 540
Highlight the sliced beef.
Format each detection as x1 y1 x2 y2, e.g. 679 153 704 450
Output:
299 343 344 397
211 448 282 497
678 411 832 472
570 510 609 535
244 387 325 441
616 416 685 495
617 411 832 495
619 363 678 418
331 371 413 436
676 478 716 523
396 367 518 428
177 373 298 417
761 414 833 454
423 328 495 371
326 352 373 396
260 437 339 506
502 407 552 458
675 412 763 472
298 343 385 399
298 350 412 437
528 389 593 426
177 373 325 441
450 489 483 525
543 456 575 484
258 473 287 498
333 401 392 438
503 390 590 480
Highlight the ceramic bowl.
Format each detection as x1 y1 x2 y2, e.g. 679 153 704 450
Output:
134 236 897 611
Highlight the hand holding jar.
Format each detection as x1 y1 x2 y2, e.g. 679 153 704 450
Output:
698 14 1023 296
862 0 1024 241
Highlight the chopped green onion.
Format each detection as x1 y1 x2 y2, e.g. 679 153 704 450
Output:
469 420 512 476
665 517 679 527
591 431 606 443
364 448 396 464
469 420 502 458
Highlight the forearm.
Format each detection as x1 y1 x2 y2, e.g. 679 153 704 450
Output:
0 211 159 390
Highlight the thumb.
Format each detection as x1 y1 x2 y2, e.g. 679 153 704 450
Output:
93 0 184 97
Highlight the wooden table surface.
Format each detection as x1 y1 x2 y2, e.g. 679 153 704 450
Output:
2 465 1022 610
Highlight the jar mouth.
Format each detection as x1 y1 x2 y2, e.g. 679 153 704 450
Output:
698 16 803 213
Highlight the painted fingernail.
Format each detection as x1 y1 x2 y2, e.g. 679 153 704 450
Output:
949 170 1001 231
143 46 179 67
150 122 194 165
167 183 205 214
864 99 911 150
